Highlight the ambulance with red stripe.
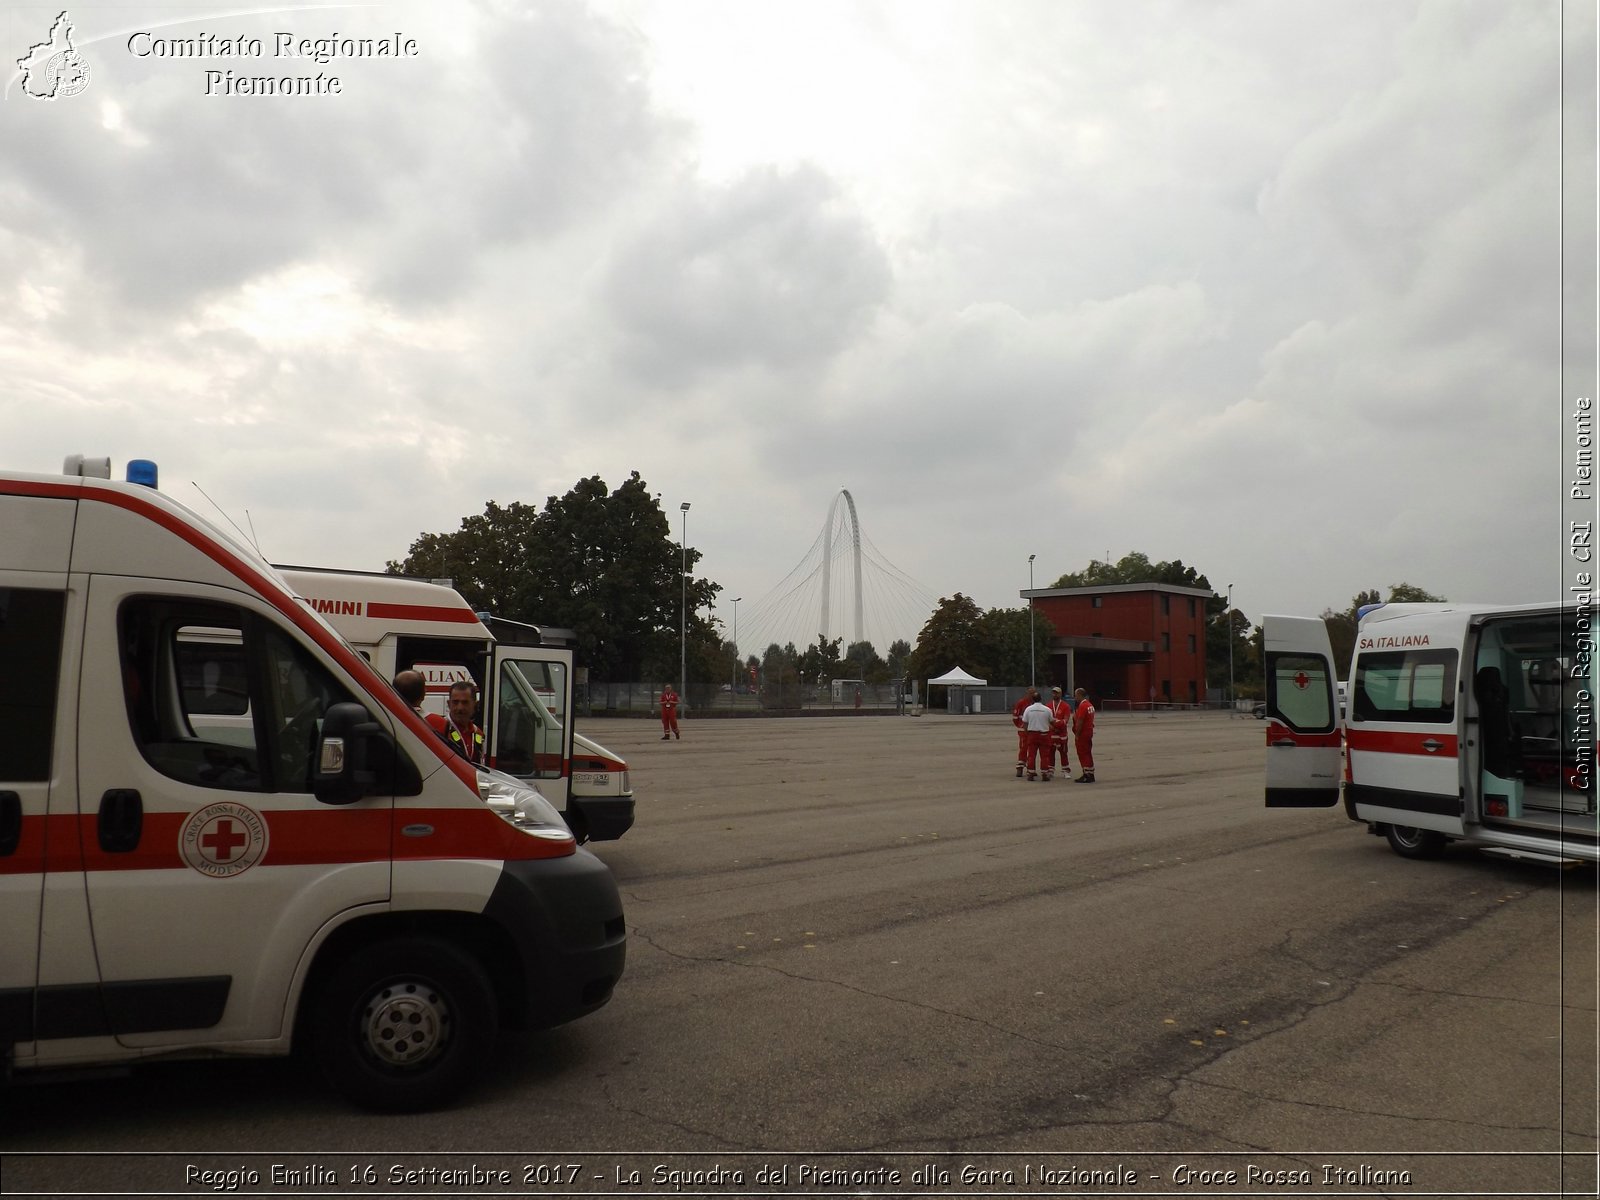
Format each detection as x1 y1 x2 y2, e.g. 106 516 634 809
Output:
270 567 634 845
0 457 626 1110
1264 603 1597 864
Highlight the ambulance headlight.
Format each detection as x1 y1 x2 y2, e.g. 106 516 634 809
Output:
478 770 573 842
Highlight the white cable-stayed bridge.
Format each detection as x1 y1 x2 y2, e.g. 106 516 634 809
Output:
728 490 940 663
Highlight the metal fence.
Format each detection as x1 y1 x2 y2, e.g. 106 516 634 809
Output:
583 681 910 716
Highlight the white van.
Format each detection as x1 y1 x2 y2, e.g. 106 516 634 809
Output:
1264 603 1597 863
276 567 634 844
1 457 626 1110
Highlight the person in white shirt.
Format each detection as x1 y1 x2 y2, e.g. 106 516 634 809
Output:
1021 692 1056 781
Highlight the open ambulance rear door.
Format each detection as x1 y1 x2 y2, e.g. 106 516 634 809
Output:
1263 615 1343 807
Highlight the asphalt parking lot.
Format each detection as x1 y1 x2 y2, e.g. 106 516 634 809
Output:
4 711 1595 1197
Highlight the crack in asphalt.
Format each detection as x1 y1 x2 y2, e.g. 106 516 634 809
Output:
1177 1074 1582 1136
595 1076 757 1150
628 926 1118 1072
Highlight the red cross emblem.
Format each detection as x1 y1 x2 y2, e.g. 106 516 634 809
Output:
200 818 248 862
180 802 268 877
1293 671 1310 690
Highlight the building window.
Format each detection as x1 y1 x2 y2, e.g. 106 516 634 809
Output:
1161 632 1170 651
1188 598 1196 617
1188 634 1196 653
1161 595 1170 616
1091 596 1103 609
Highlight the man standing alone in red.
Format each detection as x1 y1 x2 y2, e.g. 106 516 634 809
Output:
1071 687 1096 783
660 683 681 740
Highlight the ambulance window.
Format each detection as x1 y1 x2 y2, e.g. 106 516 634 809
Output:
0 588 66 782
1353 649 1458 724
1268 653 1334 733
121 600 263 791
176 631 249 716
258 624 360 794
495 659 565 782
121 600 362 793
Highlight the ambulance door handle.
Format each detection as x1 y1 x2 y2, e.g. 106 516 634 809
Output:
1271 739 1298 747
98 789 143 854
0 791 19 857
1422 739 1444 753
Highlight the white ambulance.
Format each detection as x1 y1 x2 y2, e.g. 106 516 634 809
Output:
1264 603 1598 864
274 567 634 844
0 457 626 1110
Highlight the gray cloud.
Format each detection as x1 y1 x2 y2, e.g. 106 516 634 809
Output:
599 163 891 384
1 0 1589 639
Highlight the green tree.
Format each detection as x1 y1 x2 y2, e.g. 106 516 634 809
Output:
1050 551 1212 592
979 606 1056 686
906 594 988 685
389 472 719 680
387 499 541 616
760 641 803 708
797 634 844 688
885 639 912 680
843 640 886 682
1209 607 1258 699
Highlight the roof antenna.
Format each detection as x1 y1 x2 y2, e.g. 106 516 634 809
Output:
191 481 260 551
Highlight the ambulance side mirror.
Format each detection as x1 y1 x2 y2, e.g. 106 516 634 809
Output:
314 702 420 804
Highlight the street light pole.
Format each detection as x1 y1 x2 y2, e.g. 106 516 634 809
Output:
680 502 691 706
1028 554 1036 688
1227 582 1235 718
730 596 741 705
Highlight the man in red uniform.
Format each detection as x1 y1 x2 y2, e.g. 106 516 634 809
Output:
1011 687 1036 778
427 680 485 764
1046 686 1074 780
660 682 681 740
1071 687 1096 783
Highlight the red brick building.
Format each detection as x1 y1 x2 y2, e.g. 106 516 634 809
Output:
1021 583 1212 707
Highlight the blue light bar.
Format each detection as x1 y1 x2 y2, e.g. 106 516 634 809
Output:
126 459 159 488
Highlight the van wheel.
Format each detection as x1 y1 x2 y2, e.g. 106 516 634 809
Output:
313 937 497 1112
1383 824 1447 859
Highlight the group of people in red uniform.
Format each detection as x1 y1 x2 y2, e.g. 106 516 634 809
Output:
1012 685 1095 782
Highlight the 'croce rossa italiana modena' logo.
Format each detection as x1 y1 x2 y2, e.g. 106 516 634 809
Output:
180 802 270 878
16 10 91 100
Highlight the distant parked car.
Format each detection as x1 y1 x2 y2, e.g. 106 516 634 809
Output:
1252 701 1267 719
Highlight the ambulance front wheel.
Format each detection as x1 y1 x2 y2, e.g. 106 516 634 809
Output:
314 937 498 1112
1383 824 1447 859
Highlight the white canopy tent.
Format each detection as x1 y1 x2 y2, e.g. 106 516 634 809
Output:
926 666 988 713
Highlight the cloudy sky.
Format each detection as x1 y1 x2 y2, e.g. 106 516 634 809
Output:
4 0 1595 655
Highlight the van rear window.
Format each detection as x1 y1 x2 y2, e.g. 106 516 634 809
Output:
1353 649 1458 724
0 588 66 781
